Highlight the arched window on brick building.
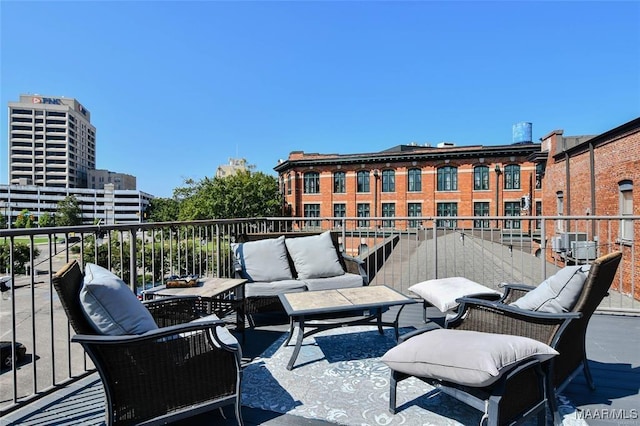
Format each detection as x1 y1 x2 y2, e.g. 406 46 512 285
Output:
303 171 320 194
556 191 564 232
504 164 521 189
619 180 633 242
357 170 370 193
333 171 346 193
474 165 489 190
382 170 395 192
437 166 457 191
408 168 421 192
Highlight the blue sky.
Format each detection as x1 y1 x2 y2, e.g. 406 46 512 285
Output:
2 1 639 198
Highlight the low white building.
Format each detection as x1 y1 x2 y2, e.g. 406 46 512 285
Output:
0 183 153 226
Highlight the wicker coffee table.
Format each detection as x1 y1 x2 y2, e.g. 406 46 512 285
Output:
279 285 416 370
144 277 247 332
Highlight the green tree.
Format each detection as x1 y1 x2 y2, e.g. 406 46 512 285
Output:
0 241 40 274
14 209 35 228
38 212 54 228
56 195 83 226
82 232 133 283
177 171 282 220
147 197 180 222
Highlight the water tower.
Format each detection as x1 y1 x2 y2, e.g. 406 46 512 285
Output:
512 122 533 143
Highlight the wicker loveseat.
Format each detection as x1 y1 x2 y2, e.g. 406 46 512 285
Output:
232 231 368 321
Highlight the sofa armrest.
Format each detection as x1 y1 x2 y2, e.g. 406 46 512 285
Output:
342 254 369 285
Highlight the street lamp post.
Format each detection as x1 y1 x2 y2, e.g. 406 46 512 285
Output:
495 164 502 228
373 169 380 228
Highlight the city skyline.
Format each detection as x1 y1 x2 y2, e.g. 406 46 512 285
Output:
2 1 639 198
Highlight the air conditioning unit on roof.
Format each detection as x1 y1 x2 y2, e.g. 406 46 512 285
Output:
551 232 588 253
551 236 564 252
571 241 597 260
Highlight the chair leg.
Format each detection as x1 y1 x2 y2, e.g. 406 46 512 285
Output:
537 406 546 426
583 358 596 391
235 397 244 426
546 374 561 426
389 371 398 414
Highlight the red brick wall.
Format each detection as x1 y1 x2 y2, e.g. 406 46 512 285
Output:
281 153 537 232
542 126 640 299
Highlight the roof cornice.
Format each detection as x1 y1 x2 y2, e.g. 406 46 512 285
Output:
274 143 540 172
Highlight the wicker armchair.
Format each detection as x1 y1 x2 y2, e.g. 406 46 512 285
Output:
388 251 622 425
448 251 622 422
53 260 244 426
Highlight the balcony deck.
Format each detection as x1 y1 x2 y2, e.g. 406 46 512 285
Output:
3 304 638 426
1 217 639 425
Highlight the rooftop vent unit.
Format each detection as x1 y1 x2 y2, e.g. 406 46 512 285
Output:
551 232 588 253
437 142 455 148
571 241 597 261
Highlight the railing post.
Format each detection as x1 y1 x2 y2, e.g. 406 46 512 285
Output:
129 228 137 294
432 219 438 279
540 219 547 279
215 224 221 278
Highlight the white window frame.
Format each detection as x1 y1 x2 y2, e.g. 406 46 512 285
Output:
620 181 633 242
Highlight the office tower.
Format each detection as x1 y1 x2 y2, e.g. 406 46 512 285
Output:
8 94 96 188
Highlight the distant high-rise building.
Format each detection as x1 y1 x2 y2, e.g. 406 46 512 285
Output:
8 94 96 188
215 158 253 178
88 169 137 190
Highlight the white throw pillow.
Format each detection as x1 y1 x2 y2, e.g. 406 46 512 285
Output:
408 277 501 312
510 265 591 313
80 263 158 335
284 231 345 280
381 329 558 387
231 236 293 282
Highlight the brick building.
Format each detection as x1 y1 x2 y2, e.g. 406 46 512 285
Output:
274 142 541 233
273 117 640 300
539 116 640 299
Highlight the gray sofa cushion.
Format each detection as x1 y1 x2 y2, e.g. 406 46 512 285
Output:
303 273 363 291
510 264 590 313
231 235 293 282
381 329 558 387
285 231 345 279
245 279 307 298
80 263 158 335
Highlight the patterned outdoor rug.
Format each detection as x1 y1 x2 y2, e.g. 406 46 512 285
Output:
241 326 589 425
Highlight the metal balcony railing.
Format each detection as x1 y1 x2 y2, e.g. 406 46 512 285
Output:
0 215 638 415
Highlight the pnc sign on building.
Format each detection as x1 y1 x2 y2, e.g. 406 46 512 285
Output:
32 97 62 105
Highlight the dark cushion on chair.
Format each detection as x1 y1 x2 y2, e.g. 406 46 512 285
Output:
381 329 558 387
